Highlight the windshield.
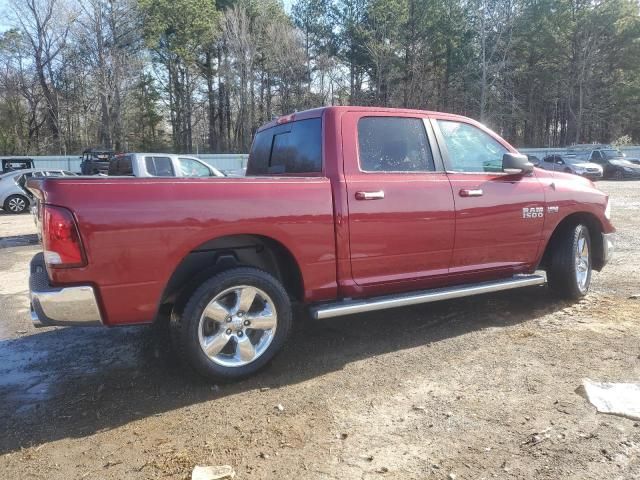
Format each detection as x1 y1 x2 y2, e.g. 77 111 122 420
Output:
603 149 623 159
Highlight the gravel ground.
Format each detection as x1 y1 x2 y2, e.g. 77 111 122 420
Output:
0 181 639 480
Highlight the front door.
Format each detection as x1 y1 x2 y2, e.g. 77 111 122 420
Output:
432 118 545 275
343 112 456 295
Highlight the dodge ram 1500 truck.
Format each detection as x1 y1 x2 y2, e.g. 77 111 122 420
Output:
27 106 615 381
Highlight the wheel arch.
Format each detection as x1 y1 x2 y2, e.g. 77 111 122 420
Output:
539 211 606 272
157 234 305 321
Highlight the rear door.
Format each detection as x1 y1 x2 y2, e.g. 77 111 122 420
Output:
432 118 545 275
343 112 455 294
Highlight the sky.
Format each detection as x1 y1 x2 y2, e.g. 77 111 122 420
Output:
0 0 10 33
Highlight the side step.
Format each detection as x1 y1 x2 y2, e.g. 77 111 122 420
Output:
310 274 546 320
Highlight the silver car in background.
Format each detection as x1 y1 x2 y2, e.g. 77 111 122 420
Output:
539 154 603 180
0 169 76 214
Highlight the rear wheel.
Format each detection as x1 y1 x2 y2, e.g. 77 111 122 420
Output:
547 224 592 299
171 267 292 381
3 194 29 214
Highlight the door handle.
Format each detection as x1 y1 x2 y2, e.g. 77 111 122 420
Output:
355 190 385 200
459 188 483 197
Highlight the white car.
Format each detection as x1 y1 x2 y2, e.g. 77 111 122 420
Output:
108 153 225 178
0 169 76 214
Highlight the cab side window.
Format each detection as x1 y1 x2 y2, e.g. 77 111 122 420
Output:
437 120 508 173
145 156 174 176
246 118 322 175
178 158 212 177
357 117 435 172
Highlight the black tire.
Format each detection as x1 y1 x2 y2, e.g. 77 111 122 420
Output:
170 267 292 382
547 223 592 300
612 170 624 180
3 194 29 214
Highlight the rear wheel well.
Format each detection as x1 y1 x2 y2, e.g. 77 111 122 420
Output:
158 235 304 322
540 212 605 272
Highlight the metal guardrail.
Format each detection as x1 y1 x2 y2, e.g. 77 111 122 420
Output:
17 153 249 173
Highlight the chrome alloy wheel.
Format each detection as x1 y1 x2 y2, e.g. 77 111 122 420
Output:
8 196 27 213
197 285 277 367
575 226 590 293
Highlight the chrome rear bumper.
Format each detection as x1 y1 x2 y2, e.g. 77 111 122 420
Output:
29 253 102 328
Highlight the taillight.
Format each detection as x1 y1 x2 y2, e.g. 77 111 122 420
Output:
42 205 86 268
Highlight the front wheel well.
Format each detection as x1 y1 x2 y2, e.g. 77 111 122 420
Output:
157 235 304 322
539 212 605 272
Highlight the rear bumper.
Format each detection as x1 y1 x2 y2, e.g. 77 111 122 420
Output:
602 232 614 266
29 253 103 328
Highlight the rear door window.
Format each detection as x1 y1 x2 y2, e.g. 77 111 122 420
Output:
145 156 174 176
357 117 435 172
247 118 322 175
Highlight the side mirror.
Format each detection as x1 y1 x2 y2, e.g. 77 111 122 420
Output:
503 153 533 175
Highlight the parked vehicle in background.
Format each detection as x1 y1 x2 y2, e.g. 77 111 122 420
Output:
568 145 640 179
108 153 225 178
1 169 75 214
221 167 247 177
26 106 614 381
539 154 603 180
80 148 115 175
1 158 35 174
525 154 541 166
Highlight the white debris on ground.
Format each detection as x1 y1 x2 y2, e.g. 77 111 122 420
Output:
583 379 640 421
191 465 236 480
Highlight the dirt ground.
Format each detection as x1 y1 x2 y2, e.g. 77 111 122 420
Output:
1 181 639 480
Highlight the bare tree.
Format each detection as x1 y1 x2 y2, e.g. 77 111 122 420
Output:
11 0 77 153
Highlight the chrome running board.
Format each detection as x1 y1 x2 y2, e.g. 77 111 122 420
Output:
310 274 546 320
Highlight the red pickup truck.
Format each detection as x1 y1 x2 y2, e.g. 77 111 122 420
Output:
28 107 614 381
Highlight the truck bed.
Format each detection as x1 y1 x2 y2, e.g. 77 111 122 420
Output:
28 176 337 325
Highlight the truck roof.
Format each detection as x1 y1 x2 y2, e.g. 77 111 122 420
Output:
257 106 470 132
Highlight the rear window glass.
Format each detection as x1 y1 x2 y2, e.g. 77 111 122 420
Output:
247 118 322 175
110 155 133 175
145 156 174 176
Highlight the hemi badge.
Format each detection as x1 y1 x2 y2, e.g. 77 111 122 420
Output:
548 206 559 213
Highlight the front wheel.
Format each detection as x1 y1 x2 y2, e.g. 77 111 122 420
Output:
612 170 624 180
547 224 592 299
3 194 29 214
171 267 292 381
